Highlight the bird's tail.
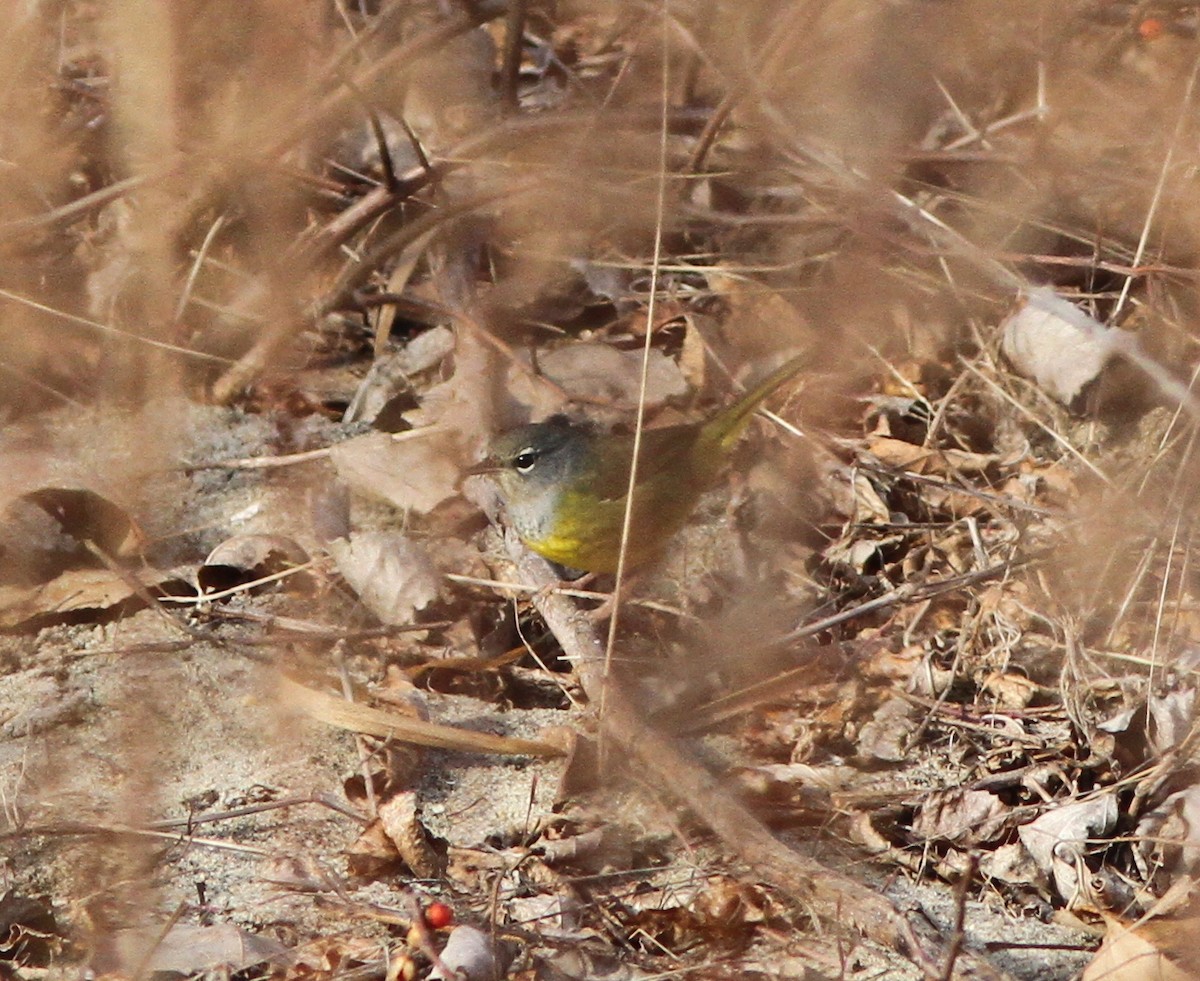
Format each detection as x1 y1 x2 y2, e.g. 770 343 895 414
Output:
699 351 809 455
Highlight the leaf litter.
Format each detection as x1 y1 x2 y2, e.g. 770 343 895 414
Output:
5 3 1200 980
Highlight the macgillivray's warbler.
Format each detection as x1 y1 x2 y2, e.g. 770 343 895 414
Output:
471 352 807 574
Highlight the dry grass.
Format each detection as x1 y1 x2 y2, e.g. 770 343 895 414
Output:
3 2 1200 979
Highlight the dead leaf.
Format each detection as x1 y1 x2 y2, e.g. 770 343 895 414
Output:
705 270 812 358
347 323 454 423
1148 686 1196 754
864 435 1001 475
1001 295 1113 406
114 924 288 975
1135 781 1200 878
198 534 309 594
538 827 613 868
1082 919 1194 981
428 924 514 981
404 327 494 438
346 819 404 877
1018 793 1120 906
403 27 497 150
340 328 496 511
536 343 687 409
849 472 890 524
372 229 441 356
82 198 137 320
329 531 440 624
0 892 59 966
329 429 462 516
0 487 143 586
0 568 143 629
377 791 445 878
912 788 1011 846
506 894 583 937
856 697 916 762
678 312 711 389
501 343 689 425
1091 680 1144 735
981 671 1042 710
979 841 1044 887
568 256 635 310
259 855 332 893
824 534 904 575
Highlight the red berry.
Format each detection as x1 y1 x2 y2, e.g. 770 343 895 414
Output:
1138 18 1165 40
423 902 454 929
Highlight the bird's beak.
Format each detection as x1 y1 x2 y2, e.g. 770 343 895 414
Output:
465 457 501 477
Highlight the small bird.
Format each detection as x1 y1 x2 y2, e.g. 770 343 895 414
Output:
471 353 807 574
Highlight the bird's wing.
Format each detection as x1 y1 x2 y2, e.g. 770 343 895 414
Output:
584 424 699 503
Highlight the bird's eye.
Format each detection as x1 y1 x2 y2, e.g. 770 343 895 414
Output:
513 447 539 473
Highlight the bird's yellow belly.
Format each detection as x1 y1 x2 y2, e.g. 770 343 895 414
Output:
518 488 677 573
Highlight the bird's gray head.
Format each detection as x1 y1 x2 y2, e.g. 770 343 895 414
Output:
485 415 588 497
472 416 592 543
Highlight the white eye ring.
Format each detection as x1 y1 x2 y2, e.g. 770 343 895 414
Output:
513 447 538 473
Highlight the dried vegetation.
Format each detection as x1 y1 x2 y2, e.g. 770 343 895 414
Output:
3 2 1200 979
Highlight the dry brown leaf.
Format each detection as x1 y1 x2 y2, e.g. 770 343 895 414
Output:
538 343 687 408
0 568 143 628
329 430 462 516
347 323 455 423
329 531 440 625
823 533 904 575
505 894 583 938
678 312 710 390
569 255 635 310
334 330 498 515
1147 686 1197 754
0 486 144 586
981 671 1042 710
746 762 861 795
705 270 811 358
1136 783 1200 879
865 435 999 475
82 198 137 320
198 534 309 594
428 924 514 981
116 924 288 975
911 788 1011 846
538 827 613 868
979 841 1044 887
863 435 935 471
849 471 891 524
1019 793 1120 906
371 229 441 356
1082 920 1194 981
504 343 688 423
1029 460 1082 502
0 893 58 967
406 324 494 435
1001 297 1114 407
259 854 332 893
346 819 404 877
403 27 497 150
377 791 444 878
856 697 916 762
